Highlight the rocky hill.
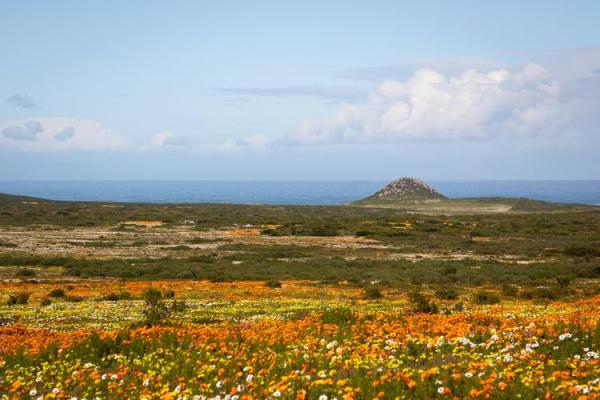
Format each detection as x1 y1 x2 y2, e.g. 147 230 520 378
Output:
356 177 446 204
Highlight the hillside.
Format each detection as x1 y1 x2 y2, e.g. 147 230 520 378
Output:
354 178 597 214
356 177 446 204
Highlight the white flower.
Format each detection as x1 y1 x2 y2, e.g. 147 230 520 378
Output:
29 389 37 396
437 387 445 394
245 374 253 382
465 372 473 378
559 333 572 341
53 388 61 394
318 396 328 400
216 380 224 388
273 391 281 397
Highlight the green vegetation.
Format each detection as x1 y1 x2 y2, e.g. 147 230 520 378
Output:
7 293 30 306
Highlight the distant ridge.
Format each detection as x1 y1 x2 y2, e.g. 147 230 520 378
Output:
0 192 49 205
356 177 446 204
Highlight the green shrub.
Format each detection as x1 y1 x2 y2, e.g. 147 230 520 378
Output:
103 292 132 301
15 268 36 277
442 266 457 275
556 276 571 287
434 289 459 300
48 288 66 298
140 288 170 326
564 246 600 257
473 291 500 305
501 284 519 297
143 288 162 306
40 298 52 306
409 292 438 314
363 285 383 300
265 280 282 288
7 292 30 306
163 289 176 299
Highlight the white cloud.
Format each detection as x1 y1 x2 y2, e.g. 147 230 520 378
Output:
0 118 129 151
223 134 269 148
283 64 570 145
143 130 186 149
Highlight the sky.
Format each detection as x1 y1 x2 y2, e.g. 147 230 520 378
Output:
1 1 599 180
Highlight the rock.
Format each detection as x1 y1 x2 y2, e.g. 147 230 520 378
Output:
358 177 446 203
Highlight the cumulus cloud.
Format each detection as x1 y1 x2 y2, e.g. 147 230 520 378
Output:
0 118 128 151
143 130 186 149
282 64 570 145
6 94 39 110
2 121 44 141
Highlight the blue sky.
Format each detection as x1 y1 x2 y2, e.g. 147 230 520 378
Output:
1 1 599 179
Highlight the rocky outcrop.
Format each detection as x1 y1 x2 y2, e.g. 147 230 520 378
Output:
358 177 446 203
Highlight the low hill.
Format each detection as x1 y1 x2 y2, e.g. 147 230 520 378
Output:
354 179 597 214
356 177 446 204
0 192 49 205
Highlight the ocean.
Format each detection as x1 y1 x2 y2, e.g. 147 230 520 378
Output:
0 180 599 205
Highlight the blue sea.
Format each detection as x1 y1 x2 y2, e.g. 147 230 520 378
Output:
0 180 599 205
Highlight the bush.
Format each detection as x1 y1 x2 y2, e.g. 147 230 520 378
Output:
140 288 170 326
363 285 383 300
48 288 66 298
442 266 457 275
564 246 600 257
103 292 132 301
556 276 571 288
434 289 459 300
409 292 438 314
265 280 282 288
473 291 500 305
7 292 30 306
501 284 519 297
40 298 52 306
143 288 162 306
163 289 176 299
15 268 36 277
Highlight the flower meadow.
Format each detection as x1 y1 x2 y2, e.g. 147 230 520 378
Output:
1 281 599 399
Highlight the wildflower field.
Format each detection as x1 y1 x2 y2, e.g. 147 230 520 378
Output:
1 280 599 399
0 195 599 399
